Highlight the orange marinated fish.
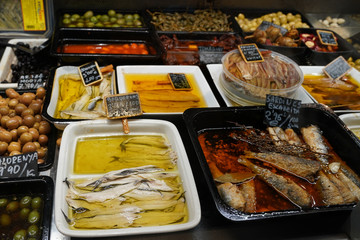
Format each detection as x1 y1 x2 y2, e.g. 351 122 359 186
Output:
242 150 321 182
238 157 313 208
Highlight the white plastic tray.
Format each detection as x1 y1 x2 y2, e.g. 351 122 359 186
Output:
0 38 48 89
207 64 314 106
54 119 201 237
116 65 219 114
300 65 360 113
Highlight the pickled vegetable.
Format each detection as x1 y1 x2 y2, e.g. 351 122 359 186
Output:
61 10 143 28
235 11 310 32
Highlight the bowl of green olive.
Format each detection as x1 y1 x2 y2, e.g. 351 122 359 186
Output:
0 176 53 240
58 9 148 30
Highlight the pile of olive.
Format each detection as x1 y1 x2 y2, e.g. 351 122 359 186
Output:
0 88 51 164
0 195 43 240
235 11 310 32
61 10 143 28
1 42 52 84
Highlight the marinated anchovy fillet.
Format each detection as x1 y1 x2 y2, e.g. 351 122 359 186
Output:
238 157 312 208
242 150 321 182
64 166 187 229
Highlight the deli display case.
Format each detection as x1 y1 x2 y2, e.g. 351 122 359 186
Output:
1 0 360 239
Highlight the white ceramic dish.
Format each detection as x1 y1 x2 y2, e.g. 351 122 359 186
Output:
339 112 360 131
0 38 48 89
116 65 219 114
300 66 360 113
206 64 314 106
44 66 116 130
54 119 201 237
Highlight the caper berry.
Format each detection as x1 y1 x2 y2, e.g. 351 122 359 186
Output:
20 196 32 208
31 197 42 209
28 210 40 224
13 229 27 240
27 224 39 237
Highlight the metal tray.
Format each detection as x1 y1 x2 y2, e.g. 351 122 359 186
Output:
183 104 360 221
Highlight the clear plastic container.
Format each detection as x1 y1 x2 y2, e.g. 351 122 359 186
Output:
220 49 304 104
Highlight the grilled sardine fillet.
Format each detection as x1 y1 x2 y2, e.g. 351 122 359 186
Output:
238 157 312 208
242 151 321 182
239 179 256 213
337 170 360 201
317 171 344 205
301 125 328 164
217 182 246 211
284 128 302 145
267 127 287 146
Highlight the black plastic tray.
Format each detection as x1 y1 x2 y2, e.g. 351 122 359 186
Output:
233 9 313 35
50 28 163 65
56 9 149 32
183 104 360 221
0 176 54 239
0 90 56 171
157 32 243 65
147 8 241 35
298 28 355 66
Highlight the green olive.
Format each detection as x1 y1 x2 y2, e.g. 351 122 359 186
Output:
108 9 116 17
71 14 80 19
13 229 27 240
116 18 125 25
28 210 40 224
63 13 71 18
83 10 93 19
85 22 95 27
126 21 134 26
76 22 85 27
0 213 11 226
31 197 42 209
90 16 98 23
116 13 123 19
62 18 71 25
95 22 104 27
133 13 140 20
20 196 32 208
110 17 117 23
27 224 39 237
124 14 133 21
6 200 19 212
134 19 142 26
0 198 8 208
19 208 30 220
100 15 109 22
111 24 121 28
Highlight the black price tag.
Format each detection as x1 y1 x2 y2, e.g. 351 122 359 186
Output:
258 21 288 35
317 30 338 46
78 61 103 86
18 73 46 90
324 56 352 80
0 152 38 179
238 44 264 63
264 94 301 129
105 93 142 119
168 73 192 90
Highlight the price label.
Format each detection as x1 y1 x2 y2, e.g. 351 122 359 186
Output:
105 93 142 119
238 44 264 63
264 94 301 129
168 73 192 90
78 61 103 86
317 30 338 46
258 21 288 35
18 73 46 90
324 56 352 80
198 46 224 64
0 152 38 179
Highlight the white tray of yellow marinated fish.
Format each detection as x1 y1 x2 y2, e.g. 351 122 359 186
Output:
43 65 115 130
54 119 201 237
116 65 219 114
